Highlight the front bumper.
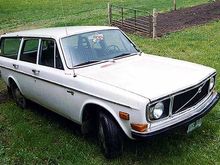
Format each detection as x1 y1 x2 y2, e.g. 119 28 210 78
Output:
132 92 220 139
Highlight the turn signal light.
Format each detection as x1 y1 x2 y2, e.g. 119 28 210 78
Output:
119 111 129 120
131 123 148 132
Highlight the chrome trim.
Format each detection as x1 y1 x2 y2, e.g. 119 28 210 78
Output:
36 39 41 65
17 38 24 61
209 76 215 92
169 96 174 117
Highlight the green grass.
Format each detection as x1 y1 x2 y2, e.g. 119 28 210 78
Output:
0 0 209 33
0 0 220 164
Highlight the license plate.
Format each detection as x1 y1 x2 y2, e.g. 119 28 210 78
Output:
187 118 202 134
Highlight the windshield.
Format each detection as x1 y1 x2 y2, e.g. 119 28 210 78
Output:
61 29 138 67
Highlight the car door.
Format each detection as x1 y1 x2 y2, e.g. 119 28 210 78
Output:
32 38 77 119
16 38 41 101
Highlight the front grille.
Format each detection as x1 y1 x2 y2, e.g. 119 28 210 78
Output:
172 80 210 114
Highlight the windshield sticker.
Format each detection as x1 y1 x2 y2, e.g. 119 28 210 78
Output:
88 33 104 43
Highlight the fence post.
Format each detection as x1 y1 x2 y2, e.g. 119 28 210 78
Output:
108 3 112 25
134 10 137 32
152 8 157 39
121 7 124 26
173 0 176 10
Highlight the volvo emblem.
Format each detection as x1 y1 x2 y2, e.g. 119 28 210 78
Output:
198 86 202 93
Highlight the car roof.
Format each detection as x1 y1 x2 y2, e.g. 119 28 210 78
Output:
1 26 119 39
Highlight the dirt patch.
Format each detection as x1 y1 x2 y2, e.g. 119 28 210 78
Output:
156 1 220 36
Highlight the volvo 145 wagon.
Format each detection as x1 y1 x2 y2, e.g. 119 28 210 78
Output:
0 26 219 158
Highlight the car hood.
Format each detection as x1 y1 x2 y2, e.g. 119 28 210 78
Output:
76 54 215 101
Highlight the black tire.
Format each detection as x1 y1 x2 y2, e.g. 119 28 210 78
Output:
11 83 27 109
98 111 123 159
7 86 13 99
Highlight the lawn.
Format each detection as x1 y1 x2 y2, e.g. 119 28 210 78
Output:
0 0 220 164
0 0 209 34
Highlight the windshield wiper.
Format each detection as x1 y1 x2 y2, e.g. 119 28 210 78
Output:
113 52 138 59
74 60 100 67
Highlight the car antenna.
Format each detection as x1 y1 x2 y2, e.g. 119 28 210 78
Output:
60 0 68 35
60 0 76 77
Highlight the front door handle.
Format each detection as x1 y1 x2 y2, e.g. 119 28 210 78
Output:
32 69 40 75
12 64 19 69
67 90 74 95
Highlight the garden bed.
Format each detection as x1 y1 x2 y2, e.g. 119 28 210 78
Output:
156 1 220 36
111 1 220 37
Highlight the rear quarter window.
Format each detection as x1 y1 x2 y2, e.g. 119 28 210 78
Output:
0 38 21 59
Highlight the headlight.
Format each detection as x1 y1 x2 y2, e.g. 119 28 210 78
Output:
149 102 164 120
209 77 215 91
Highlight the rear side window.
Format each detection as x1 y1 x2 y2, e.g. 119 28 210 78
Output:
0 38 21 59
20 39 39 64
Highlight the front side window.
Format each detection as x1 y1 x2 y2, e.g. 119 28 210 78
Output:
39 40 55 67
20 39 39 64
61 29 138 67
0 38 21 59
55 46 63 70
39 39 63 70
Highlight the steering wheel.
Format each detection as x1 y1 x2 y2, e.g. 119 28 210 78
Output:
105 45 120 55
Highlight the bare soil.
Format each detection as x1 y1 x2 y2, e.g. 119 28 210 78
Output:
156 1 220 36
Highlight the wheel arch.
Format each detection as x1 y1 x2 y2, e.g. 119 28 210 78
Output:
7 76 23 94
80 99 130 137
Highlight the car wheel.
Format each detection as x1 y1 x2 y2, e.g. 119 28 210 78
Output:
11 84 27 109
7 86 13 99
98 111 123 159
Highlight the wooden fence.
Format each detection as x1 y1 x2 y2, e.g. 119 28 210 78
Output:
108 3 156 38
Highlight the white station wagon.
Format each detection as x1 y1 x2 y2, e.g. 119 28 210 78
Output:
0 26 219 158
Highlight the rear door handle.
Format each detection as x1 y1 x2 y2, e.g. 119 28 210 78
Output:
32 69 40 75
67 90 74 95
12 64 19 69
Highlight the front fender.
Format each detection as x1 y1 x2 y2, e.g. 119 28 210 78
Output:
80 98 135 138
